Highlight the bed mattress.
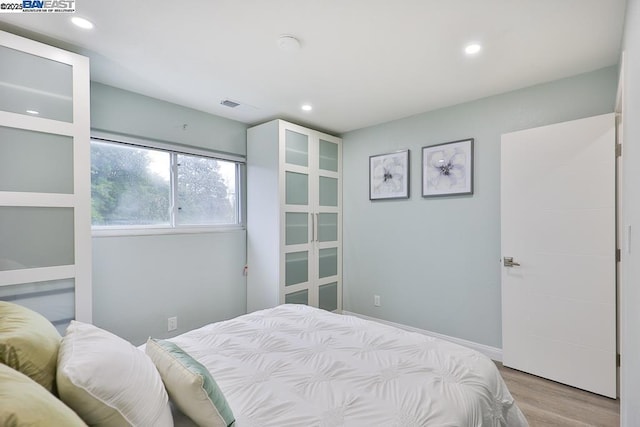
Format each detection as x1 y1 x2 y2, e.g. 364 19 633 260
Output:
168 304 528 427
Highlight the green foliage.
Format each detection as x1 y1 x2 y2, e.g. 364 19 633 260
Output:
91 143 235 226
91 143 170 225
176 154 234 224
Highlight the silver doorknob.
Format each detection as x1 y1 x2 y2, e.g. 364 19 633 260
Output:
503 257 520 267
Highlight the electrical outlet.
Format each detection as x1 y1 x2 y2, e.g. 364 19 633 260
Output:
168 316 178 331
374 295 381 307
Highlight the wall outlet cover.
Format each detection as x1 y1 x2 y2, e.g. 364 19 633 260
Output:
168 316 178 331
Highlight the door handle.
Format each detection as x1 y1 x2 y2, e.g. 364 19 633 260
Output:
310 213 314 242
503 257 521 267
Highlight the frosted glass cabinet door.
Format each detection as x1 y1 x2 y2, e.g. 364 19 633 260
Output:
319 177 338 207
0 46 73 122
285 251 308 286
0 30 91 326
286 172 309 206
0 279 75 335
318 248 338 279
285 289 308 305
285 130 309 167
319 139 339 172
0 127 74 193
285 213 308 245
317 213 338 242
0 207 74 270
319 282 338 311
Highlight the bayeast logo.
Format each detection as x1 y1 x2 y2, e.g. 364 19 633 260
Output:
21 0 74 12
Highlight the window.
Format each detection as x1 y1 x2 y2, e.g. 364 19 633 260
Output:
176 153 238 225
91 138 242 230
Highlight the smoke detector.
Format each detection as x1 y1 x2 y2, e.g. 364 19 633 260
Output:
277 35 301 52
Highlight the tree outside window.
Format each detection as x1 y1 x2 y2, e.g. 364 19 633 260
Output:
91 140 240 228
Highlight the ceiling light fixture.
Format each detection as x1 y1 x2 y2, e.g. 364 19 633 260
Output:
71 17 94 30
277 35 301 52
464 43 482 55
26 109 39 115
301 104 312 112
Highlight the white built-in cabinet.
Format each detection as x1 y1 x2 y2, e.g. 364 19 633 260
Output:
0 30 91 333
247 120 342 312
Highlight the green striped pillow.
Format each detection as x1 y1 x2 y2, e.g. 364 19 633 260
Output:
146 338 235 427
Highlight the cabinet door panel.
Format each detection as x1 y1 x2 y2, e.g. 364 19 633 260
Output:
0 279 74 334
285 172 309 205
285 289 308 305
319 139 338 172
319 282 338 311
318 248 338 279
319 176 338 207
0 207 74 270
285 251 308 286
0 45 73 122
0 127 74 194
285 213 309 245
285 130 309 167
317 213 338 242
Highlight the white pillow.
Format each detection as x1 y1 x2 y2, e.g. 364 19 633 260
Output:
146 338 235 427
57 321 173 427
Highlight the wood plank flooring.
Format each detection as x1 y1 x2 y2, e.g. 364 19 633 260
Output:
496 362 619 426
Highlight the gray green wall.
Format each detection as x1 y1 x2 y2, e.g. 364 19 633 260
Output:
90 82 248 345
620 0 640 422
342 66 618 349
90 82 246 156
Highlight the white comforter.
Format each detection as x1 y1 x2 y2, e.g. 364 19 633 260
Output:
169 305 528 427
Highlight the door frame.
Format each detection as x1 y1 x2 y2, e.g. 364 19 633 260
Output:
615 52 625 397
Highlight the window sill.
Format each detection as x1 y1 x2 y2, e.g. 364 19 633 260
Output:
92 225 245 238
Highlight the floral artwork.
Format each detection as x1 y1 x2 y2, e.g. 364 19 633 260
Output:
369 150 410 200
422 139 473 197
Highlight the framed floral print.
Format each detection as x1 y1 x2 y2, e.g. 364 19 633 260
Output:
369 150 410 200
422 139 474 197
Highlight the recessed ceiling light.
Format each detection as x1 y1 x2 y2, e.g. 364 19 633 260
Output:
465 43 482 55
71 17 94 30
301 104 312 112
26 109 39 115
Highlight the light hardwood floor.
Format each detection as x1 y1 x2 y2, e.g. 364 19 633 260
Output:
496 362 619 426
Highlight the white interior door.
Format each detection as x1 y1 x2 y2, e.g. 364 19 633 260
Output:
501 113 616 398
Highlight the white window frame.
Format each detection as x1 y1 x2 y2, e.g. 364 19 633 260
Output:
90 131 245 237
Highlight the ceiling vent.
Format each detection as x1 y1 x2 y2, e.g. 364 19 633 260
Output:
221 99 241 108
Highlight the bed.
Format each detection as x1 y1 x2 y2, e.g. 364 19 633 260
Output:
0 301 528 427
166 304 528 427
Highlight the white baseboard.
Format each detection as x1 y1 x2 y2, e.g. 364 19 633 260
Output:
342 310 503 362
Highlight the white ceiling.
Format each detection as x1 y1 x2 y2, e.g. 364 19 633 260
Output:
0 0 627 134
